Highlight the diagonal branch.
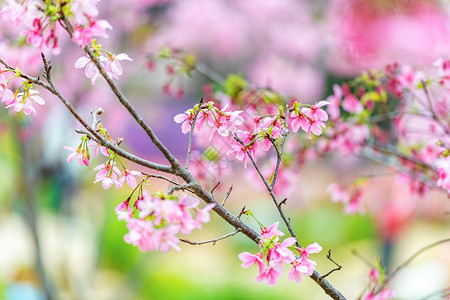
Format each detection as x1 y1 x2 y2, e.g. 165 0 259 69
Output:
61 16 184 172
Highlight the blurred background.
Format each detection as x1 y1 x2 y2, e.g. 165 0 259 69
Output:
0 0 449 299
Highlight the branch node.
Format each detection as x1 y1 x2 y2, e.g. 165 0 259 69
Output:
319 249 343 281
277 198 288 208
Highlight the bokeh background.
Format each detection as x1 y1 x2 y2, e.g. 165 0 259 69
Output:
0 0 449 299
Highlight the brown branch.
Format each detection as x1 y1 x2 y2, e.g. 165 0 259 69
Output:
236 134 301 248
61 16 185 173
180 229 240 246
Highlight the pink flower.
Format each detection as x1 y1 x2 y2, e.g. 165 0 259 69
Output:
174 112 193 134
136 191 157 218
342 94 363 114
287 242 322 283
288 259 312 283
0 73 7 92
239 252 265 273
344 190 364 215
158 225 181 252
72 20 112 47
195 203 216 224
326 84 343 120
290 109 308 128
302 101 329 122
304 242 322 255
88 140 110 158
255 264 283 287
115 198 133 220
124 219 159 252
260 221 284 243
2 89 15 106
5 89 45 115
94 162 122 189
105 53 133 79
327 183 350 203
271 237 296 264
75 55 107 85
119 169 142 189
23 18 44 49
64 146 89 166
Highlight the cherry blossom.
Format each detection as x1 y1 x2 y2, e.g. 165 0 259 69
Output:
119 169 142 189
64 146 89 166
94 162 122 189
5 89 45 115
75 55 107 85
105 53 133 78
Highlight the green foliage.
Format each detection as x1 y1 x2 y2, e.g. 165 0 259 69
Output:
223 74 248 100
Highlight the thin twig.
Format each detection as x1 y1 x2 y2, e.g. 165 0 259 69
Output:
270 110 289 190
419 81 449 135
351 250 377 269
221 185 233 207
180 229 240 246
210 182 220 195
185 97 204 169
381 238 450 289
417 287 450 300
234 134 301 249
194 61 226 85
320 249 343 280
141 172 180 186
277 198 287 208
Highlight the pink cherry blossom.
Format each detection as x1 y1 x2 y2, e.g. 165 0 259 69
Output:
88 140 110 158
342 93 363 114
195 203 216 224
75 55 107 85
124 219 159 252
5 89 45 115
158 225 181 252
260 221 284 243
239 252 265 272
94 162 122 189
119 169 142 189
23 18 44 49
64 146 89 166
105 53 133 78
255 264 282 287
326 84 343 120
174 112 193 134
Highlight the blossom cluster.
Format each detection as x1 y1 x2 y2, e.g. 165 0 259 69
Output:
175 96 329 169
116 191 215 253
238 222 321 286
0 0 111 54
0 70 45 115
